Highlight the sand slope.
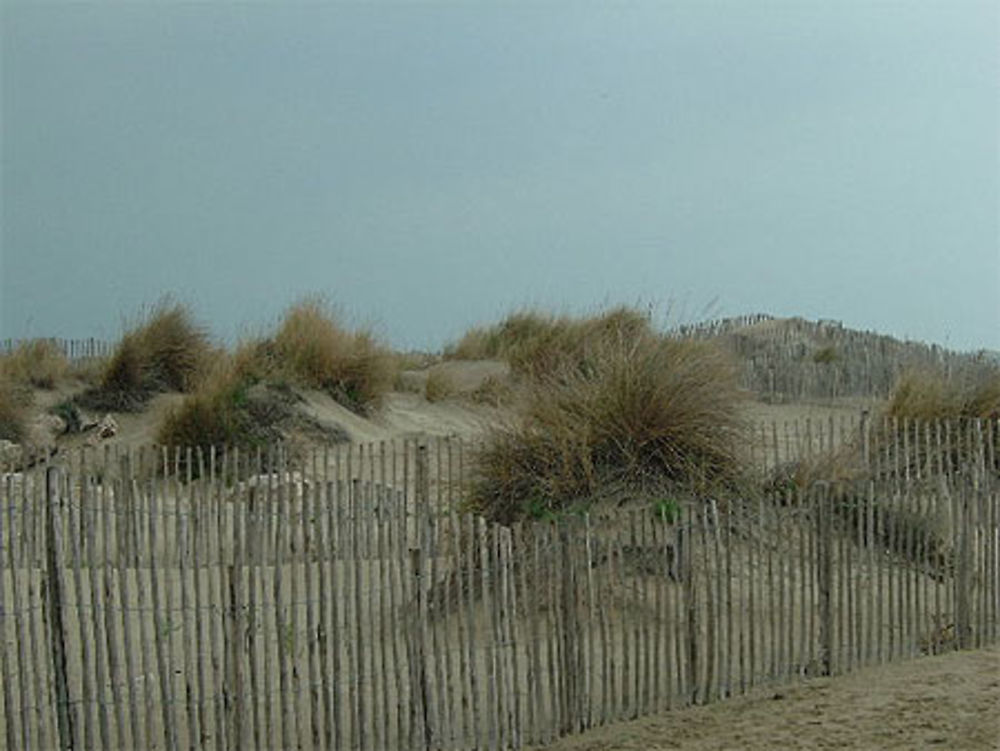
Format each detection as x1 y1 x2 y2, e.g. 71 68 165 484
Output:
534 647 999 750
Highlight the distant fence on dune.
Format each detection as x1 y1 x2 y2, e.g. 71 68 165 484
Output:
674 315 998 402
1 420 997 750
0 338 113 361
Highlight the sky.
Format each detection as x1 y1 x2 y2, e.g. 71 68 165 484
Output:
2 1 998 353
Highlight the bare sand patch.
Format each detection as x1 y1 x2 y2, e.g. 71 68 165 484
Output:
534 646 999 750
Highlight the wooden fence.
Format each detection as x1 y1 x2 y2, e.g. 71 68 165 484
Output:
0 423 997 750
0 338 113 361
674 315 997 401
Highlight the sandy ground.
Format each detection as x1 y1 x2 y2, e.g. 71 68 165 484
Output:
534 646 1000 751
18 359 878 454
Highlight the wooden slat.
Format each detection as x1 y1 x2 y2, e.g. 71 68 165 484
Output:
82 462 112 749
330 462 345 750
1 471 20 747
150 465 179 751
271 463 293 750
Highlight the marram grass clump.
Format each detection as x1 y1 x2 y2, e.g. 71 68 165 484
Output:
78 301 212 412
424 368 457 403
157 363 286 452
871 367 1000 479
0 339 69 389
264 299 395 415
884 368 1000 421
157 299 391 463
446 306 656 380
0 376 32 442
469 327 749 524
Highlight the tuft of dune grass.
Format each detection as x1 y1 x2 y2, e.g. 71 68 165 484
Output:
158 299 394 460
469 325 748 524
0 339 69 389
885 368 1000 421
157 360 279 450
871 367 1000 480
78 301 211 412
445 306 656 381
424 368 456 403
0 376 32 442
266 299 395 415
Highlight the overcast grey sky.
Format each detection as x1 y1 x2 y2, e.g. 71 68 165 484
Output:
2 1 998 352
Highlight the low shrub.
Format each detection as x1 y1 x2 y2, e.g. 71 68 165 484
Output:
158 370 276 450
49 400 84 434
812 345 838 364
157 352 352 477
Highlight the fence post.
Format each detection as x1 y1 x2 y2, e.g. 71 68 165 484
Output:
416 443 430 509
558 524 581 734
410 539 432 751
816 485 834 676
45 466 76 750
681 507 699 705
860 409 870 471
955 482 972 649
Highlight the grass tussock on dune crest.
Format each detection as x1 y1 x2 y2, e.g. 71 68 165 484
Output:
446 306 655 380
266 299 395 415
158 299 391 456
78 301 212 412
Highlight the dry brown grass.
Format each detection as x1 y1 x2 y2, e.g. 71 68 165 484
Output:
0 339 69 389
469 374 514 408
885 368 1000 420
872 367 1000 479
470 325 749 523
0 376 32 442
78 301 211 412
424 369 456 403
446 306 655 380
67 356 108 386
157 299 392 460
156 358 290 451
157 348 351 476
265 299 395 415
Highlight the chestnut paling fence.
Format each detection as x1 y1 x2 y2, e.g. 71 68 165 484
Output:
0 420 996 750
0 338 112 362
